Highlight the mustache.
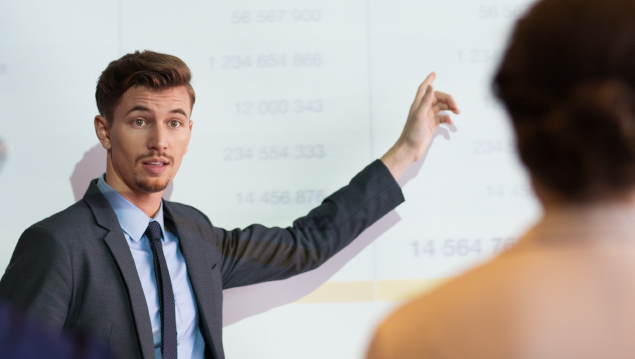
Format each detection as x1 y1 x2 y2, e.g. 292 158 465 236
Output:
135 153 175 164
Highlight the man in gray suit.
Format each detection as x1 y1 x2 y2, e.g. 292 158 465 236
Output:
0 51 459 359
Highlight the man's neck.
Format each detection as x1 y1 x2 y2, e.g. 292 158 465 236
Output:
104 173 163 218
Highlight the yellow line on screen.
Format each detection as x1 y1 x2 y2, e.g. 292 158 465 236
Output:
296 278 450 304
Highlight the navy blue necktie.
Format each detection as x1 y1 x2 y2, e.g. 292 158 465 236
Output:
145 221 178 359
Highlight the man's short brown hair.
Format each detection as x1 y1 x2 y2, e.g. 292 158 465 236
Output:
95 50 196 123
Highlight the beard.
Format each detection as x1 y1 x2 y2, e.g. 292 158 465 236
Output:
133 152 175 193
134 174 172 193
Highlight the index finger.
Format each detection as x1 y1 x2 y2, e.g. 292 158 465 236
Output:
411 72 437 110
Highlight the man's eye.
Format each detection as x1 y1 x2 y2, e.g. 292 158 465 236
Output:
169 120 181 128
134 119 146 126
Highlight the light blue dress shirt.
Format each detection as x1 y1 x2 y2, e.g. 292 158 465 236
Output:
97 175 204 359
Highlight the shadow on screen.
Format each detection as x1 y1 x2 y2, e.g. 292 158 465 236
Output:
70 143 174 202
222 125 457 326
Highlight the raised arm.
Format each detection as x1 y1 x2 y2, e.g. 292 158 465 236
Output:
216 73 458 287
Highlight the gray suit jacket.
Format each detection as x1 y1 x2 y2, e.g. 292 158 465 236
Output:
0 160 403 359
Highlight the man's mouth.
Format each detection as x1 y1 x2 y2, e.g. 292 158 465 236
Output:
141 157 170 165
145 161 167 167
140 158 170 174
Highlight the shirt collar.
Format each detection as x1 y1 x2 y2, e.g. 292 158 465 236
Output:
96 174 166 242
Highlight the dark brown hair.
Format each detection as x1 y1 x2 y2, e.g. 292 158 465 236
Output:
95 50 196 123
494 0 635 200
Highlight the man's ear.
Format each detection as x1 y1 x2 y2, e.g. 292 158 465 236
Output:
94 115 112 150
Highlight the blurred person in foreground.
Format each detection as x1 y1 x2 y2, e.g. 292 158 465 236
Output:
366 0 635 358
0 138 11 172
0 303 109 359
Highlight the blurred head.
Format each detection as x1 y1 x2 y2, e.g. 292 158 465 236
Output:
494 0 635 203
94 51 195 195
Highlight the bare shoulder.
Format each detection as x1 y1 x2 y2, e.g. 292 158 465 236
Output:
370 241 551 358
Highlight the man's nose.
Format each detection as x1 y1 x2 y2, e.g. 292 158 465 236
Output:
148 123 168 151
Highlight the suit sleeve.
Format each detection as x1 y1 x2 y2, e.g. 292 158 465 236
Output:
0 224 72 332
217 160 404 289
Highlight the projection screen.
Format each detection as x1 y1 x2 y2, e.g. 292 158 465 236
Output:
0 0 540 357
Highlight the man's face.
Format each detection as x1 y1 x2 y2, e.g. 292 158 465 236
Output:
99 86 193 194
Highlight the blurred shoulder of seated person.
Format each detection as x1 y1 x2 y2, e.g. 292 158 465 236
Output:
366 0 635 358
0 303 109 359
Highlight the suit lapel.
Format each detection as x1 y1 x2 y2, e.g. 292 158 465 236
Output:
83 180 156 359
163 202 223 359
